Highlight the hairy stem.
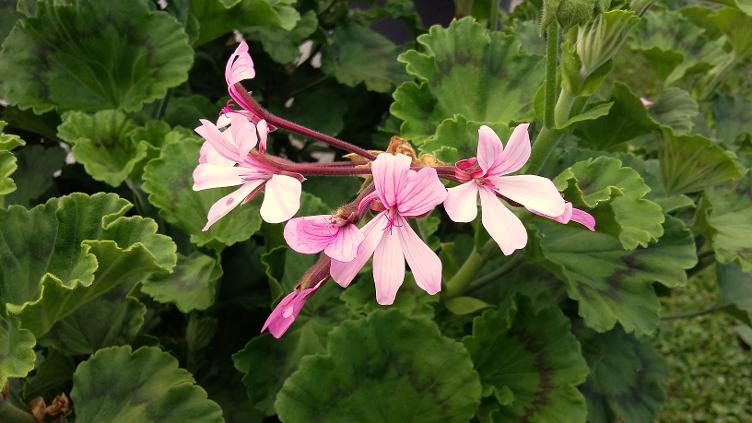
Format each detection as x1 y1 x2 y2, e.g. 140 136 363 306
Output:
525 126 560 175
234 85 377 160
444 240 497 298
489 0 501 30
662 305 725 321
544 21 558 129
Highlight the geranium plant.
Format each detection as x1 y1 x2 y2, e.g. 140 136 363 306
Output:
0 0 750 422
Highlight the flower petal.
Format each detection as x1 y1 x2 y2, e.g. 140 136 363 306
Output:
260 174 302 223
195 119 239 162
396 167 447 217
331 213 388 288
228 112 257 159
199 141 234 166
479 187 528 255
477 125 504 175
443 181 479 222
491 174 566 217
192 164 245 190
324 223 364 262
395 216 442 295
261 290 302 339
492 123 531 176
283 215 338 255
571 207 596 231
203 181 262 231
257 119 269 154
373 224 405 305
372 153 411 209
225 40 255 86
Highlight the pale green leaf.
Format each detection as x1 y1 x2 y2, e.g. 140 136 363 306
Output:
0 316 36 388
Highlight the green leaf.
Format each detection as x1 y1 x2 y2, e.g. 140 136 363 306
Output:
57 110 149 187
0 192 176 337
39 284 146 355
579 327 668 423
0 121 26 201
576 10 639 78
444 296 492 315
535 217 697 334
418 116 509 164
0 316 36 388
557 101 614 131
233 282 346 416
142 129 263 248
275 310 482 422
71 346 224 422
272 84 348 136
712 94 752 145
554 156 665 250
142 252 222 313
718 262 752 324
4 144 66 207
660 131 743 195
22 350 75 400
648 87 699 135
0 0 193 113
243 10 318 64
391 17 543 143
695 173 752 271
190 0 300 46
341 276 438 319
614 153 694 213
464 300 589 422
712 7 752 59
322 23 406 93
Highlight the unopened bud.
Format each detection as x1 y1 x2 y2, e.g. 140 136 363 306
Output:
541 0 597 31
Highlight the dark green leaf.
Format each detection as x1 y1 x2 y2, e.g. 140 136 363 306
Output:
142 252 222 313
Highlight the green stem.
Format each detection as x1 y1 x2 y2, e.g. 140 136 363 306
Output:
525 126 560 175
662 305 725 321
544 21 558 129
154 89 172 120
489 0 501 30
125 178 148 216
467 255 523 293
0 399 35 423
554 88 576 128
445 249 484 299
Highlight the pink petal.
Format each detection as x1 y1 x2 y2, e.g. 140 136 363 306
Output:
283 215 338 255
192 164 246 190
372 153 411 209
479 187 528 255
225 40 255 86
260 174 302 224
491 175 566 217
331 213 388 288
324 223 364 262
571 207 596 231
444 181 479 222
476 125 505 176
203 181 262 231
492 123 531 176
199 141 235 166
373 224 405 305
195 119 239 162
534 201 574 224
261 290 301 339
257 120 269 154
228 112 257 159
395 215 442 295
396 167 447 217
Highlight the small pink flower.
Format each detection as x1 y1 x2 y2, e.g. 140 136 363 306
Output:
640 97 654 108
193 113 301 228
330 153 447 305
261 280 323 339
284 215 364 262
532 201 596 231
443 124 567 255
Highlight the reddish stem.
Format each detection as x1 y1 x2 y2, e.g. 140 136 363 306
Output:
233 85 377 161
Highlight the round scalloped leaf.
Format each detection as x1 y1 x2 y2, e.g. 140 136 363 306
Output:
0 316 36 387
695 173 752 271
0 0 193 113
534 217 696 334
660 131 742 195
554 156 664 250
190 0 300 46
463 300 589 423
71 346 224 423
718 262 752 323
0 193 176 337
0 121 26 200
275 310 482 422
142 252 222 313
578 327 667 423
418 115 509 164
141 129 262 249
390 17 543 144
57 110 149 187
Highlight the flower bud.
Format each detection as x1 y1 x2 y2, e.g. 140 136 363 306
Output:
541 0 597 31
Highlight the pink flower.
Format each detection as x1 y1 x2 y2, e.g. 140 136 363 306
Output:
533 201 596 231
443 124 567 255
640 97 654 108
284 215 364 262
261 280 323 339
330 153 447 305
225 40 255 86
193 113 302 228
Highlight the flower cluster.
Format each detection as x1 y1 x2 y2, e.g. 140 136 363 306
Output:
193 41 595 338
